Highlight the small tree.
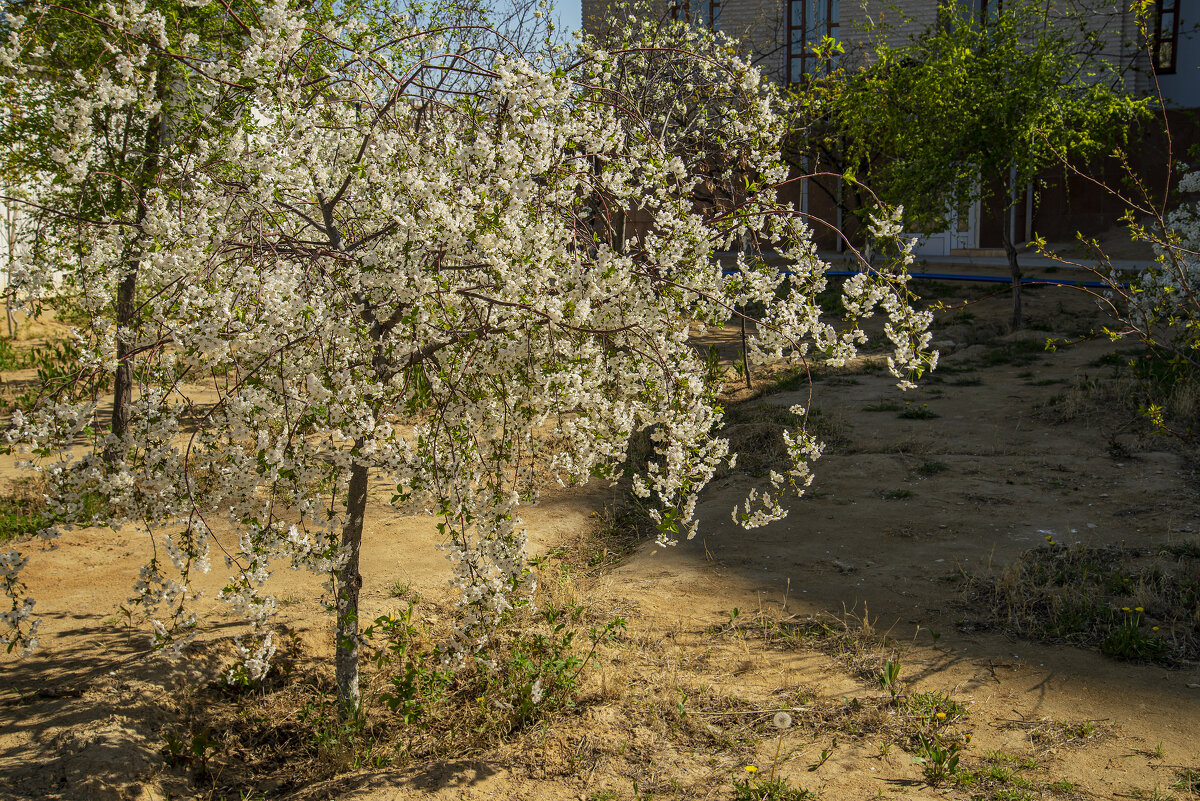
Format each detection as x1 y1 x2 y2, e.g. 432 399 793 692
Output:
1 1 934 718
835 0 1147 328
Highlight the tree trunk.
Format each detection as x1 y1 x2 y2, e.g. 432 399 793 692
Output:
110 267 138 446
109 64 166 454
1003 235 1022 331
335 453 369 720
739 232 751 389
1002 183 1023 331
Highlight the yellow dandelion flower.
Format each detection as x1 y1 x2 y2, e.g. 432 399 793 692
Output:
1135 606 1144 613
1153 626 1160 632
744 765 758 773
1121 606 1131 612
936 712 947 720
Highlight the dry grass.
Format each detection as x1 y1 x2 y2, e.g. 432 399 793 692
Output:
966 542 1200 666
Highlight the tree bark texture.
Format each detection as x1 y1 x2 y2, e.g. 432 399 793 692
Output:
335 454 369 720
1002 180 1023 331
110 64 166 453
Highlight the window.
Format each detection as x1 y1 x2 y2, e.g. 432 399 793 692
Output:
1154 0 1181 73
787 0 840 83
978 0 1004 21
709 0 722 28
670 0 690 21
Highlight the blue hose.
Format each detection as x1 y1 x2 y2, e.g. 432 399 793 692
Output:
829 270 1118 289
721 268 1121 289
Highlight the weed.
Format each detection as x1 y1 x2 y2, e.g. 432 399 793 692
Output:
903 691 966 725
0 478 50 543
915 460 949 476
911 734 960 783
898 403 939 419
1099 608 1167 663
967 542 1200 665
876 658 903 702
162 725 220 773
864 399 902 412
158 592 626 797
1171 768 1200 795
811 738 837 770
880 488 915 500
733 774 818 801
1005 717 1106 752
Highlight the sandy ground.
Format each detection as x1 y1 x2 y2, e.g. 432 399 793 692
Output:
1 275 1198 801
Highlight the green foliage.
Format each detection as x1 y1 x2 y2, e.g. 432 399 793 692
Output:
363 597 626 738
366 605 452 727
732 774 819 801
912 733 961 784
1099 608 1167 662
903 691 966 725
876 657 903 702
970 542 1198 665
833 0 1146 237
0 479 49 543
897 403 938 419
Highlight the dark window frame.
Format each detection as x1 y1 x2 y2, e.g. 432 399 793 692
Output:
709 0 722 28
670 0 691 21
787 0 840 83
1154 0 1181 74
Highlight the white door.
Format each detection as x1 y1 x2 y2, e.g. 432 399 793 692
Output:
910 198 979 256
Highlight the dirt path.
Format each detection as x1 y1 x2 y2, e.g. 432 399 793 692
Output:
1 279 1198 800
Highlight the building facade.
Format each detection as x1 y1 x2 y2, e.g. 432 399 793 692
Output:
581 0 1199 255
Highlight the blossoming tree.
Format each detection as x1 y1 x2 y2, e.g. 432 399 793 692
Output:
1 0 934 716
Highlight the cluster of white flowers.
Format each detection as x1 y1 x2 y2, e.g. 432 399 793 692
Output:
1 550 38 655
0 1 932 682
1123 173 1200 340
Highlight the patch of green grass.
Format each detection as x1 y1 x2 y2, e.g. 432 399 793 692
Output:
880 489 915 500
903 691 966 724
0 480 50 543
949 376 983 386
953 750 1047 801
1171 768 1200 795
916 460 949 476
863 399 902 412
733 775 817 800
